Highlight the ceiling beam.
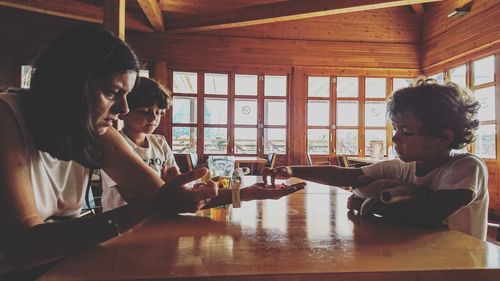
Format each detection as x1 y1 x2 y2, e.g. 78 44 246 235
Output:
411 4 425 14
104 0 126 39
137 0 164 32
0 0 153 32
168 0 443 33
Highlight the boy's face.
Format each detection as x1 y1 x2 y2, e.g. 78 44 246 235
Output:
122 104 166 135
391 110 448 162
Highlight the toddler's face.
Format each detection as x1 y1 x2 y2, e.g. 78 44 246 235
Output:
123 103 166 134
391 111 448 162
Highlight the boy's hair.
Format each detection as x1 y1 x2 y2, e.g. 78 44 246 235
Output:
25 24 139 168
387 77 480 149
127 77 172 111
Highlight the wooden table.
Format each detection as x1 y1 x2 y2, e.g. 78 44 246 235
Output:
39 177 500 281
348 156 389 166
234 156 267 167
234 156 267 174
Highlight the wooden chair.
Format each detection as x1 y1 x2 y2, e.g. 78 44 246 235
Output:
266 153 277 169
332 155 350 167
306 153 313 165
307 153 331 166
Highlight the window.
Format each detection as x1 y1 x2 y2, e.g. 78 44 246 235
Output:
428 72 445 84
449 64 466 88
393 78 413 92
307 77 330 155
172 71 198 153
306 76 391 157
171 71 289 157
471 55 496 159
264 75 288 154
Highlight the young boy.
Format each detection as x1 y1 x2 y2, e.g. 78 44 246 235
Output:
101 77 178 211
262 78 489 240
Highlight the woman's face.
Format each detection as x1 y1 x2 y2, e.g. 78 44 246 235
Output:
87 70 137 135
122 104 166 135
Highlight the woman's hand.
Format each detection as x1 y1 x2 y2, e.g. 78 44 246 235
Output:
156 167 218 214
240 182 305 201
260 166 293 187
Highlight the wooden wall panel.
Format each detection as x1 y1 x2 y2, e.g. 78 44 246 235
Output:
128 32 421 70
422 0 498 43
200 7 421 44
422 0 500 72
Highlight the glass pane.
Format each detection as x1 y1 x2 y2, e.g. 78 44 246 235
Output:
264 128 286 154
336 77 358 97
264 75 287 97
173 96 197 124
365 130 386 156
336 129 358 155
235 74 257 96
308 76 330 97
393 78 413 92
365 101 386 127
204 98 227 124
473 56 494 85
474 124 496 159
336 101 358 126
173 71 197 94
235 99 257 125
234 128 257 154
264 99 287 125
475 87 495 122
204 128 227 154
450 64 466 88
205 73 228 95
308 100 329 126
307 129 329 154
365 78 386 98
172 127 197 153
428 73 444 84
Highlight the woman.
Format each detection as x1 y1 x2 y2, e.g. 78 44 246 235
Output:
0 24 303 276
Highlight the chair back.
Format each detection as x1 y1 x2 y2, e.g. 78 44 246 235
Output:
333 155 350 167
174 153 194 173
306 153 313 165
266 153 277 169
189 153 198 169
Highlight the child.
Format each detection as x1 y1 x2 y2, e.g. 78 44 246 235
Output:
262 78 489 240
101 77 178 211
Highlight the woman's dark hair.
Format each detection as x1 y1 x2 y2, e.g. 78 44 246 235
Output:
387 78 480 149
126 77 172 111
24 24 139 168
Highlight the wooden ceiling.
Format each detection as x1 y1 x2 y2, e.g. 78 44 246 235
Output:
0 0 441 34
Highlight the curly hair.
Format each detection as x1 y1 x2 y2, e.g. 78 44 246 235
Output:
387 78 479 149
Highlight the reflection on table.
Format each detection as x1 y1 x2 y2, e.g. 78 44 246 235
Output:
39 177 500 281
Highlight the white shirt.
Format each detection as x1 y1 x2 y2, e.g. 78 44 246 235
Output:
101 130 177 211
361 153 489 240
0 93 88 273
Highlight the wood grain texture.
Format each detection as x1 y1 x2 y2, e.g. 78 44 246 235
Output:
166 0 442 33
39 178 500 280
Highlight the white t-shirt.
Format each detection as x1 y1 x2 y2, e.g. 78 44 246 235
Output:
361 153 488 240
0 93 89 273
101 130 177 211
